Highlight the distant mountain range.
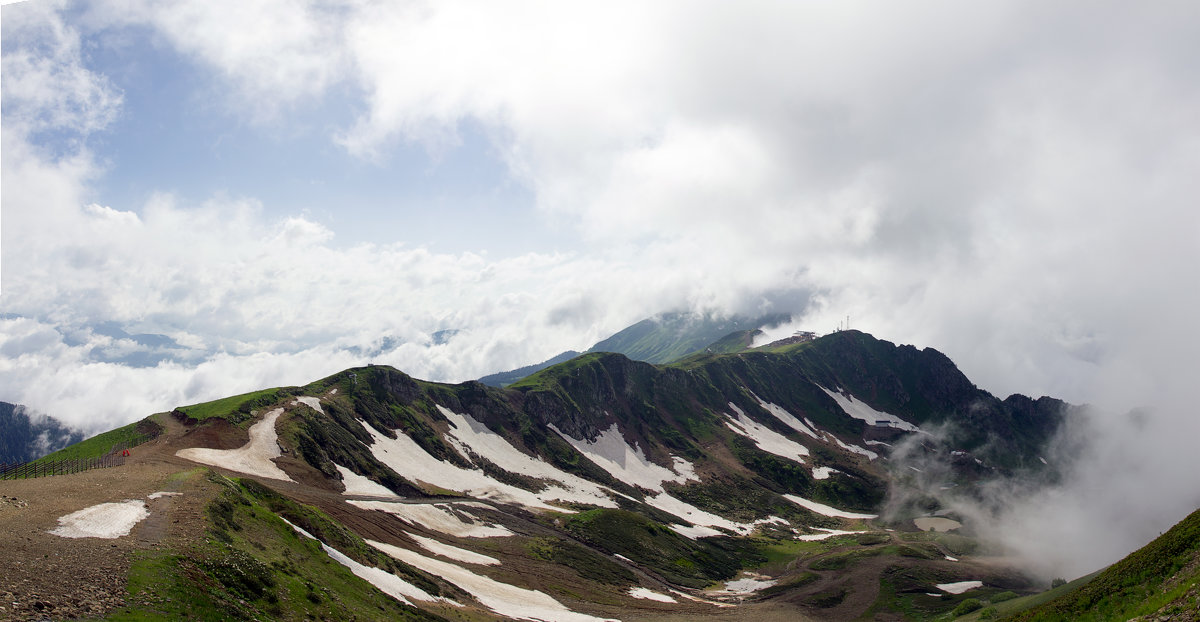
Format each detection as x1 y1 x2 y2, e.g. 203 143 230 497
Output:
0 402 83 463
478 311 791 386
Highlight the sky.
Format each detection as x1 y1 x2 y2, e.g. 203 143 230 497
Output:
2 0 1199 438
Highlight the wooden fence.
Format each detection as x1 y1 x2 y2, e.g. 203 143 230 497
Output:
0 446 130 480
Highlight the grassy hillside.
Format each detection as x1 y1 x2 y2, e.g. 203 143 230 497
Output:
35 416 162 463
109 473 448 621
587 311 790 364
1004 507 1200 621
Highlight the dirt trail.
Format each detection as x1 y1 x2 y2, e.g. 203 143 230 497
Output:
0 422 214 620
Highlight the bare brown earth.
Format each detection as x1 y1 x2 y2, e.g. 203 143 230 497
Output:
0 413 215 620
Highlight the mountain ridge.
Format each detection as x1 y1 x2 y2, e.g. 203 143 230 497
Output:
5 330 1088 620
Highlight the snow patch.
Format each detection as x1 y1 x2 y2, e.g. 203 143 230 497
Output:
549 422 696 493
335 464 398 497
361 414 613 512
811 466 839 480
669 524 726 539
293 396 324 414
784 494 877 519
628 587 676 603
669 589 737 608
714 574 777 594
647 493 749 535
937 580 983 594
829 434 879 460
725 403 809 463
405 531 500 565
370 539 617 622
147 491 182 500
282 518 448 606
945 555 959 562
177 407 294 482
820 386 920 432
436 406 616 508
50 500 149 539
795 527 862 541
750 393 821 439
350 500 514 538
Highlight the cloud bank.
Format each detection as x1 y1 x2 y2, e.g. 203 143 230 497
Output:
3 0 1199 527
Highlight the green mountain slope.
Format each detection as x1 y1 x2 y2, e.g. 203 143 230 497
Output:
1004 507 1200 622
586 311 791 364
477 311 790 387
11 330 1081 621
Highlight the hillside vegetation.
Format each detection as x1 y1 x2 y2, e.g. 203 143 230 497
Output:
3 329 1094 621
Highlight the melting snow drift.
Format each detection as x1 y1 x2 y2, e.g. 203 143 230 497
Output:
937 580 983 594
360 406 617 512
628 587 676 603
177 407 294 482
370 539 617 622
51 500 150 539
282 518 449 606
820 387 920 432
349 500 514 538
784 494 878 519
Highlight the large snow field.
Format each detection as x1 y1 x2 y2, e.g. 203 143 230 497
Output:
281 518 450 606
176 407 294 482
349 500 514 538
725 403 809 463
405 531 500 565
369 539 618 622
360 418 614 512
937 580 983 594
548 422 696 493
627 587 676 603
50 499 150 538
784 494 878 519
820 387 920 432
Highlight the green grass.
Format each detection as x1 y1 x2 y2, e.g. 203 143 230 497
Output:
1008 508 1200 621
566 508 763 588
176 388 291 426
35 417 162 463
506 352 612 392
952 572 1099 621
108 474 447 621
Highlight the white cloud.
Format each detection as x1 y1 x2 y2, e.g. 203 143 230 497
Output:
4 0 1200 461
